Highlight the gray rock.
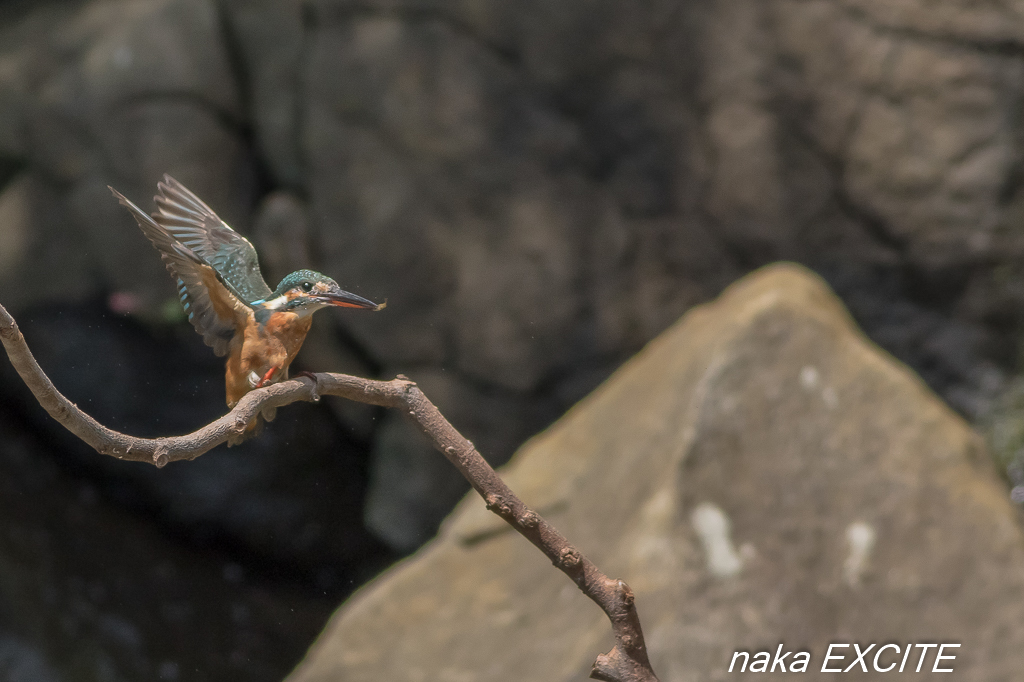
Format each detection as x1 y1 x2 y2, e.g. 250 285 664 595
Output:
221 0 305 187
772 0 1024 268
288 264 1024 681
0 172 93 312
0 634 61 682
250 190 313 283
0 0 252 314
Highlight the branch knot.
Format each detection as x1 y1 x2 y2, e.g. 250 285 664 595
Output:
519 510 539 528
232 415 249 435
559 547 581 568
484 493 513 518
617 580 635 606
153 446 170 468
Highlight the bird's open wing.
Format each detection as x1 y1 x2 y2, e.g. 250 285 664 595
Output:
151 175 274 304
111 187 254 357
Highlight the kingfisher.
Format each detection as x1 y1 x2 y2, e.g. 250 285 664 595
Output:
109 175 384 441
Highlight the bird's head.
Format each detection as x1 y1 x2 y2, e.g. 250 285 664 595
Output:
261 269 385 316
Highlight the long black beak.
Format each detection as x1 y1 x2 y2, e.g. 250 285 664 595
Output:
317 290 386 311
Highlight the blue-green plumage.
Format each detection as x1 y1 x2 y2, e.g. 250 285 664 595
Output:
110 175 383 359
152 176 274 305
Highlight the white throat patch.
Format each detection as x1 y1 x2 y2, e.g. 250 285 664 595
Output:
261 295 290 310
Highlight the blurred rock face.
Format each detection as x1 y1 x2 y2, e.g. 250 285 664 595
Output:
0 0 1023 611
2 1 1024 678
289 264 1024 682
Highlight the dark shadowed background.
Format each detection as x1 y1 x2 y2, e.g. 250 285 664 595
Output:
1 0 1024 680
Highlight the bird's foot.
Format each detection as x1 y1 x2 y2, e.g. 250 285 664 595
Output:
254 366 278 389
293 370 321 402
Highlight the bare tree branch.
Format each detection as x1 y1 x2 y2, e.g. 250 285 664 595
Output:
0 301 660 682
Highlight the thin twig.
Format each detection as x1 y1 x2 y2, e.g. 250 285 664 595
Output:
0 302 659 682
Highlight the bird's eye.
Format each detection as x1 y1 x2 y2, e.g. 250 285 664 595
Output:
301 281 313 293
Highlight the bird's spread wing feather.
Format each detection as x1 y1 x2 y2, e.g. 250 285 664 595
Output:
110 187 253 357
151 175 273 304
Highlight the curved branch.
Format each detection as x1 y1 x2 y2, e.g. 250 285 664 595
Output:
0 302 659 682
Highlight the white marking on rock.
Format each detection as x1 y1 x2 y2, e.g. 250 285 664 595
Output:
800 365 819 390
844 521 876 587
691 502 743 578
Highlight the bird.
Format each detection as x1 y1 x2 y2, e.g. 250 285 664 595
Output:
109 175 384 443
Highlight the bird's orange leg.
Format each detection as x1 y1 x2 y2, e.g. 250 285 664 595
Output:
254 366 280 389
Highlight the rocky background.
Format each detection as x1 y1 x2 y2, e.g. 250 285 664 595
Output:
290 265 1024 682
1 0 1024 680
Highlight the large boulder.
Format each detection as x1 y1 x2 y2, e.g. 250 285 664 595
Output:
288 263 1024 681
